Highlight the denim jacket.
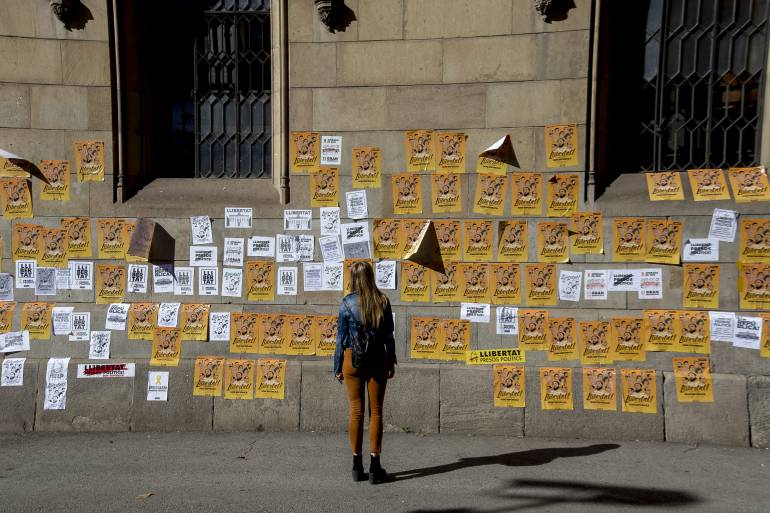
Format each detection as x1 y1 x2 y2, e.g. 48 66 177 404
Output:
333 293 396 375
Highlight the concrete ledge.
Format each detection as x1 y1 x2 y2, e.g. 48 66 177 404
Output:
384 364 439 434
664 372 749 447
0 359 38 433
748 376 770 448
299 361 347 432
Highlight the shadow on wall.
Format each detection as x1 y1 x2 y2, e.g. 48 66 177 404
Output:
50 0 93 31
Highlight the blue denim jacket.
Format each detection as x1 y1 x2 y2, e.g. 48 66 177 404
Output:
333 293 396 375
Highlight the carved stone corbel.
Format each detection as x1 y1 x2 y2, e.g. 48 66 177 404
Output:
534 0 576 24
313 0 355 33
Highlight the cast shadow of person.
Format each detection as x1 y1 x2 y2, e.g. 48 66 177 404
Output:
391 443 620 483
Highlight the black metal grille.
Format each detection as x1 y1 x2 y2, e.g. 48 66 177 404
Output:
639 0 770 171
194 0 272 178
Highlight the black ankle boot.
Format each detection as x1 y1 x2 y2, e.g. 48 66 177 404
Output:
352 454 366 482
369 454 387 484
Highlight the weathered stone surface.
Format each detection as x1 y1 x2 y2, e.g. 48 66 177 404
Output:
0 37 62 84
487 81 561 128
87 87 112 131
300 361 348 432
383 363 439 433
0 0 36 37
386 84 487 129
511 0 591 33
30 85 89 130
358 0 404 40
536 31 590 80
289 88 313 131
338 40 442 86
0 358 38 432
443 35 537 84
560 78 588 124
61 40 111 86
31 0 110 41
313 87 388 132
404 0 512 39
290 43 337 88
748 376 770 448
0 83 30 128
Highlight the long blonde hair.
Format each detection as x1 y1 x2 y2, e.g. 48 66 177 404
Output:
349 261 388 329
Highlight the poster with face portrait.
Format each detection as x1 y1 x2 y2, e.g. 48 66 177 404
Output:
435 131 467 173
540 367 574 410
290 131 320 174
463 220 493 261
39 160 71 201
676 311 711 354
258 314 286 354
510 173 542 216
0 302 16 334
459 262 490 303
687 169 730 201
613 218 646 262
739 263 770 310
224 359 255 400
12 224 41 261
391 173 423 214
493 364 525 408
739 218 770 263
410 316 442 360
405 130 435 172
401 261 431 302
760 314 770 358
524 263 557 307
645 219 682 264
546 317 578 361
439 319 470 361
472 173 507 216
620 369 657 414
683 264 720 309
645 171 684 201
582 367 617 411
230 312 260 353
546 174 579 217
610 317 645 362
313 315 338 357
545 124 578 168
39 227 68 268
22 302 52 340
433 220 462 261
672 357 713 403
193 356 225 397
490 263 521 305
727 167 770 202
95 264 126 304
642 309 679 352
310 167 339 207
150 327 181 367
0 178 32 219
431 173 462 213
127 303 158 340
351 147 381 188
431 262 461 303
74 140 105 181
179 304 210 341
497 220 528 262
536 221 569 263
570 212 603 254
245 260 275 302
518 309 549 350
97 219 128 259
284 314 315 355
254 359 286 399
373 219 403 259
579 320 612 365
61 217 92 258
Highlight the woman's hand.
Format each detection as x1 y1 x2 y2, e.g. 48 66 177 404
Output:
335 373 344 382
386 367 395 380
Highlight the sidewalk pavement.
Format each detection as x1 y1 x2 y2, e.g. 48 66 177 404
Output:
0 431 768 513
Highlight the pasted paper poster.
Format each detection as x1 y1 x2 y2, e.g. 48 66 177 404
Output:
44 357 69 410
683 264 720 309
435 131 467 173
284 315 315 356
558 270 581 302
1 358 24 386
642 309 679 352
739 218 770 263
546 174 579 217
682 238 719 262
0 149 29 177
290 131 320 174
524 263 557 307
432 262 461 303
621 369 657 414
179 304 210 341
727 167 770 202
391 173 422 215
246 260 275 302
97 219 128 259
709 208 738 242
472 173 507 216
405 130 435 172
434 220 462 261
645 220 682 264
147 371 168 401
150 327 181 367
496 306 518 335
127 303 158 340
15 260 36 289
22 302 52 340
39 227 68 268
320 135 341 166
490 263 521 305
314 315 338 357
463 220 493 261
224 359 255 400
352 147 381 188
310 167 339 207
0 302 16 333
613 218 646 262
493 364 525 408
497 220 528 262
518 309 549 350
230 312 260 353
410 317 442 360
439 319 470 361
739 263 770 310
259 314 286 354
459 262 491 303
224 207 252 229
477 135 516 174
209 312 231 342
582 367 617 411
676 310 711 354
431 173 462 213
95 264 126 304
401 260 430 302
460 302 490 323
61 217 92 258
610 317 645 362
343 258 373 295
345 190 368 221
546 317 578 361
39 160 70 201
545 124 578 168
761 314 770 358
570 212 603 254
0 178 32 219
645 171 684 201
192 356 225 397
687 169 730 201
74 141 105 181
190 216 212 245
373 219 403 259
255 359 286 399
537 221 569 263
540 367 574 410
12 224 41 261
510 173 542 216
401 219 426 257
673 357 714 403
579 320 613 365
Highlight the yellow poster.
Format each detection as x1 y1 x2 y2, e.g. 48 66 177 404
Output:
727 167 770 202
39 160 71 201
0 178 32 219
687 169 730 201
613 218 646 262
477 155 507 175
22 302 52 340
12 224 41 261
761 315 770 358
459 262 491 303
431 173 462 213
178 304 209 341
497 220 528 262
401 219 426 257
290 131 320 174
582 367 617 411
546 317 578 361
739 218 770 263
309 167 339 207
570 212 603 254
490 263 521 305
193 356 225 397
435 131 467 173
0 302 16 333
122 220 142 263
405 130 435 172
546 174 580 217
150 327 181 367
645 172 684 201
255 359 287 399
432 262 462 303
672 357 714 403
510 173 543 216
620 368 657 413
246 260 275 301
343 258 372 294
683 264 720 309
259 314 286 354
372 219 403 259
0 156 29 177
230 312 260 353
466 349 525 365
439 319 470 361
39 227 68 268
642 310 679 352
463 220 493 261
314 315 338 357
472 173 507 216
645 219 682 264
351 147 382 188
610 317 645 362
434 220 462 261
536 221 569 263
739 263 770 310
224 359 255 400
410 317 442 359
524 263 557 307
676 310 711 354
540 367 574 410
493 365 525 407
97 219 128 259
401 260 431 302
518 309 549 350
74 140 105 181
579 320 613 365
61 217 92 258
127 303 158 340
545 124 579 168
284 314 315 355
95 264 126 304
392 173 423 214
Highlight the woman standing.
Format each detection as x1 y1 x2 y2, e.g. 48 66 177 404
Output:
334 261 396 484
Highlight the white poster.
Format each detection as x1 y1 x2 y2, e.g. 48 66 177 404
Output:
35 267 56 296
223 238 244 267
247 236 275 257
320 207 341 236
157 303 180 328
734 316 762 349
682 238 719 262
190 215 213 245
375 260 396 290
276 234 298 263
297 235 315 262
55 268 70 291
198 267 219 296
224 207 252 229
322 262 344 291
346 190 368 220
0 274 13 301
77 363 135 378
608 269 640 292
0 331 30 353
584 270 608 300
69 261 93 290
44 357 70 410
221 268 243 298
209 312 231 342
173 267 194 296
147 371 169 401
638 268 663 300
152 264 175 293
277 266 298 296
189 246 218 267
69 312 90 341
303 262 323 292
89 331 111 359
284 209 312 231
709 208 738 242
320 135 342 166
319 235 344 263
496 306 519 335
1 358 24 386
461 303 491 323
709 311 736 343
127 264 148 293
341 222 371 259
15 260 36 289
52 306 74 336
558 270 582 302
105 303 130 331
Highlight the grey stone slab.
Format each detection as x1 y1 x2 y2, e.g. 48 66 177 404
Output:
0 0 36 37
536 31 590 80
382 363 439 433
487 81 561 128
511 0 591 33
338 40 442 86
290 43 337 88
289 88 313 131
313 87 388 132
404 0 512 39
61 40 111 86
0 83 30 128
748 376 770 448
0 37 62 84
709 340 770 377
300 360 347 432
385 84 487 130
30 85 89 130
443 35 537 84
358 0 403 40
0 358 38 432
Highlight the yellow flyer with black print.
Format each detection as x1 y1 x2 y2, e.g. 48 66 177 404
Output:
61 217 92 258
246 260 275 301
284 314 315 355
645 219 682 264
546 174 579 217
582 367 617 411
224 359 255 400
687 169 730 201
613 218 646 262
477 154 507 175
497 220 528 262
524 263 557 307
739 263 770 310
38 227 69 268
675 310 710 354
579 320 613 365
309 167 339 207
435 131 467 173
683 264 720 309
193 356 225 397
401 260 431 302
0 177 32 219
150 327 181 367
540 367 574 410
12 223 41 261
405 130 435 172
255 359 287 399
95 264 126 304
673 357 713 403
97 219 128 259
127 303 158 340
727 167 770 202
739 218 770 263
570 212 603 254
401 219 426 257
0 302 16 333
290 131 320 174
39 160 71 201
760 314 770 358
620 368 657 413
230 312 260 353
493 364 525 408
22 302 52 340
439 319 470 361
642 309 679 352
545 124 579 168
610 317 645 362
351 147 381 188
510 172 542 216
313 315 338 357
459 262 491 303
645 171 684 200
373 219 403 259
410 316 443 360
490 262 521 305
432 262 462 303
179 304 210 341
391 173 423 215
467 349 525 365
258 313 286 354
431 172 462 213
518 309 549 350
74 140 105 182
463 220 493 261
433 220 462 260
546 317 578 361
473 173 507 216
536 221 569 263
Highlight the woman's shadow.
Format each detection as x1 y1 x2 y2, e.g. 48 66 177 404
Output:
390 444 620 482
